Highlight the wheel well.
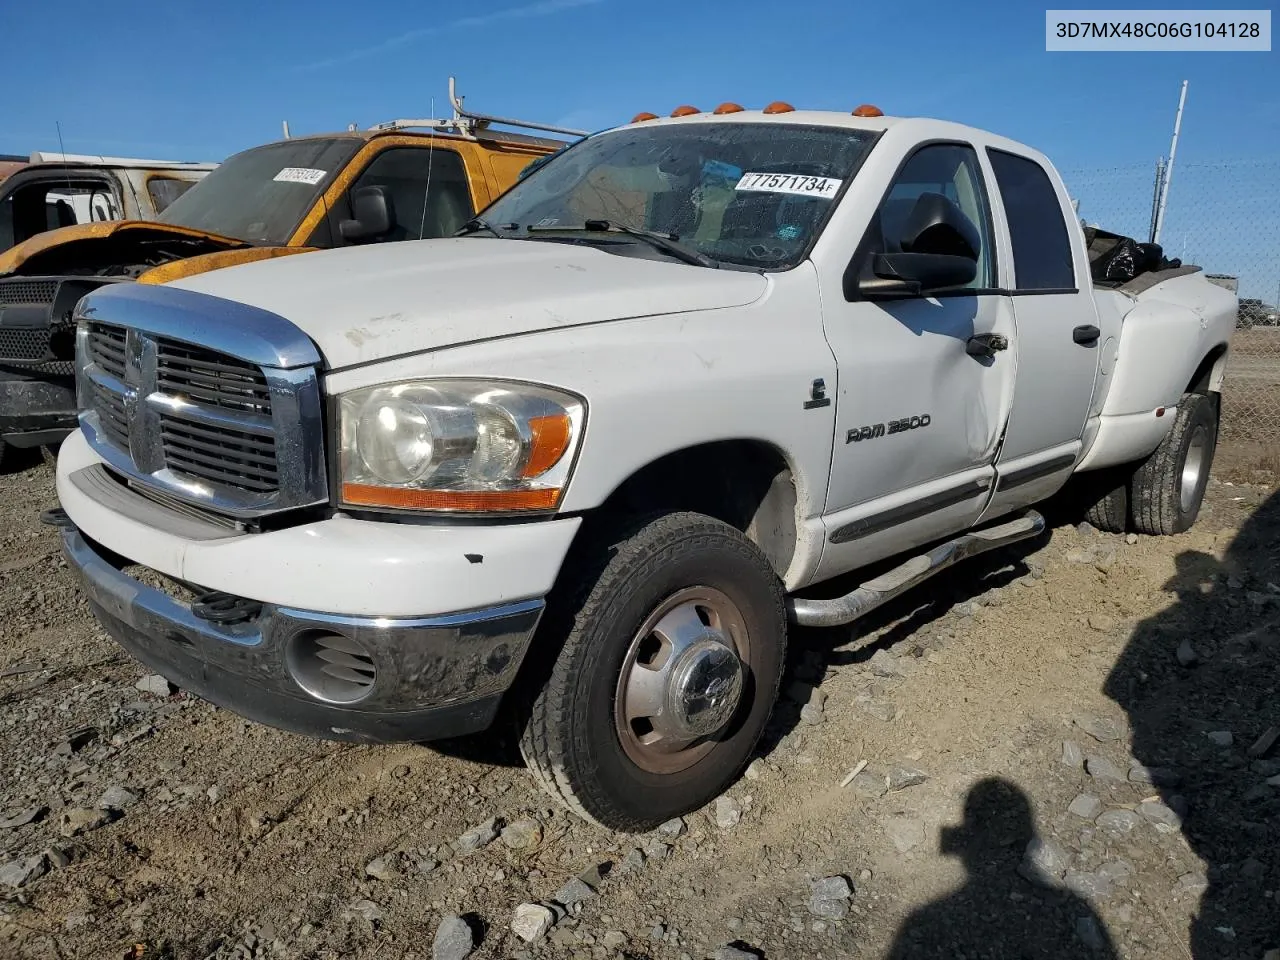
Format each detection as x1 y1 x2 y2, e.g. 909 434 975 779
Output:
590 441 797 578
1187 344 1228 395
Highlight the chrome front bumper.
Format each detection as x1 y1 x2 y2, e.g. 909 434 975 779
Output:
62 527 544 742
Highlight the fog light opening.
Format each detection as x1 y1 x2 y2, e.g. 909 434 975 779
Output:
286 631 377 705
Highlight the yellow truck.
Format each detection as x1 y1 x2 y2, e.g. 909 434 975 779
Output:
0 79 582 464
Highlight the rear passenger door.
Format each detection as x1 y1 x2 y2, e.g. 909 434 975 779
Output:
982 148 1100 515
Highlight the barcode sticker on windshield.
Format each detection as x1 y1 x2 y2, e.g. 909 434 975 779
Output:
273 167 327 185
735 172 842 197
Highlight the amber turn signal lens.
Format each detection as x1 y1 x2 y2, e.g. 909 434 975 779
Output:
713 102 745 114
632 112 659 122
852 104 884 117
342 484 562 513
670 105 700 117
762 101 795 114
523 413 572 478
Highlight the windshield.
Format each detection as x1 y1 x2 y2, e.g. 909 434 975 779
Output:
157 137 361 244
478 122 878 268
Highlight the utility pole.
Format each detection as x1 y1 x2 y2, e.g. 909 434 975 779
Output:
1153 80 1188 246
1147 156 1166 243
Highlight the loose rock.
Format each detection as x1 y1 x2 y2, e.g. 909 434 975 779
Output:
851 770 888 799
800 702 825 725
511 903 556 943
743 759 766 781
885 817 925 854
711 945 758 960
886 767 929 791
1085 756 1128 781
1067 794 1102 820
58 807 110 837
714 795 742 830
602 931 627 950
0 854 47 889
554 877 596 907
500 819 543 851
364 856 399 881
1176 638 1199 667
135 674 174 696
0 806 47 830
97 786 140 811
1206 731 1234 747
658 816 688 838
1087 614 1116 633
1061 740 1084 768
1137 800 1182 829
433 914 475 960
811 875 853 901
1074 715 1123 743
454 817 499 854
1019 836 1070 888
1065 870 1113 901
869 649 908 678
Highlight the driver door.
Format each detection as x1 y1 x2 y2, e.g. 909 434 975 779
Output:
814 142 1017 580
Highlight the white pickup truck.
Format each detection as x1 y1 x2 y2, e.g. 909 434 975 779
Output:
51 103 1235 832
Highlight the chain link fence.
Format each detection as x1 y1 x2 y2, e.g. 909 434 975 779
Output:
1062 159 1280 446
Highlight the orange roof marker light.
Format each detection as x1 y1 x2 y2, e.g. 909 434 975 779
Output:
671 105 700 117
714 102 745 115
762 101 796 115
632 112 659 122
852 104 884 117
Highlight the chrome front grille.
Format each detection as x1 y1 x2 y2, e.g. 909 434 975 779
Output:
75 282 326 519
156 340 272 415
86 322 127 380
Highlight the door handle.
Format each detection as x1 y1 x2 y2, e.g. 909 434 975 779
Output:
966 333 1009 358
1073 324 1101 345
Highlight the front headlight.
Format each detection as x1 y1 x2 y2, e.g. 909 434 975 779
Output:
338 379 585 513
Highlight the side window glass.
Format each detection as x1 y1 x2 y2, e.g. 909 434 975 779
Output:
147 177 195 214
987 149 1075 290
345 146 475 243
871 144 994 289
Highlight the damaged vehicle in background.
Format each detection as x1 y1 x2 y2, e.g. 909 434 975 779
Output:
0 79 580 467
0 151 216 464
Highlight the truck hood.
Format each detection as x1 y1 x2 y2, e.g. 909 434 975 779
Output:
0 220 247 276
169 238 770 370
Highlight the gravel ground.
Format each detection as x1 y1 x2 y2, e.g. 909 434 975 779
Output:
1 446 1278 960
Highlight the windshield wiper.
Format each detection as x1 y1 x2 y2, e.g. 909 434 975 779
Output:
527 219 718 268
454 217 516 237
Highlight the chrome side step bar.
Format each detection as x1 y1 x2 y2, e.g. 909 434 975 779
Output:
787 511 1046 628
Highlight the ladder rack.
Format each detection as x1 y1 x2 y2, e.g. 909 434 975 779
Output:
370 77 589 148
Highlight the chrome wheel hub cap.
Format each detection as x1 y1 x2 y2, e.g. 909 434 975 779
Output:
615 586 749 775
1181 425 1208 513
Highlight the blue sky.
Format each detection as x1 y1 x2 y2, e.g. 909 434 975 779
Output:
5 0 1277 294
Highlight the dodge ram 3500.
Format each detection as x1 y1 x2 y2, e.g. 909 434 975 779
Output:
51 102 1236 832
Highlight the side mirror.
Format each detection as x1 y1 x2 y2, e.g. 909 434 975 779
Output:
855 192 980 299
340 185 396 242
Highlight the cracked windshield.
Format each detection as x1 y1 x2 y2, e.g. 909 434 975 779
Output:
480 122 877 267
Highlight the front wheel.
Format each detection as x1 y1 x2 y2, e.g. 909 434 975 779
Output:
518 512 786 832
1130 392 1218 535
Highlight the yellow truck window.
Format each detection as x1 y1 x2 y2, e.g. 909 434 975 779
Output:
348 147 475 242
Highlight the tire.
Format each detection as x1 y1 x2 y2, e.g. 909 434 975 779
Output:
518 511 786 832
1130 392 1218 536
1076 467 1131 533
